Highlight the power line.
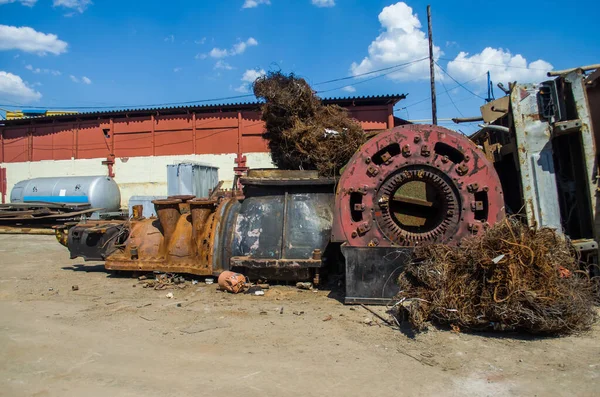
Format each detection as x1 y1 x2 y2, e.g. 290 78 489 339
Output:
313 57 428 86
316 58 428 94
438 57 552 71
399 72 486 109
435 64 464 117
434 61 486 100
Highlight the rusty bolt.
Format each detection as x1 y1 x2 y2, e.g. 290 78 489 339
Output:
381 151 391 163
367 165 379 177
464 155 470 161
351 231 358 238
456 164 469 176
483 186 489 192
365 157 371 164
441 155 449 164
368 238 380 247
414 135 421 143
312 249 322 260
467 183 479 193
468 223 480 233
470 201 484 211
401 144 411 157
420 144 431 157
354 203 366 212
357 222 371 235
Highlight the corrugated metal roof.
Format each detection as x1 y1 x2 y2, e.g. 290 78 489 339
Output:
0 94 406 126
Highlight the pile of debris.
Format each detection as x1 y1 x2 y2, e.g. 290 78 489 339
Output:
253 71 365 176
395 218 597 335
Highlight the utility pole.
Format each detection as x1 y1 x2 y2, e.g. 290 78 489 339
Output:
427 5 437 125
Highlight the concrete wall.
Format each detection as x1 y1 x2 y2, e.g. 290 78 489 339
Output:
1 152 274 207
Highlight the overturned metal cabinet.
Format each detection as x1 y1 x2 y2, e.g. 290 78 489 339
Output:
474 68 599 260
229 169 335 283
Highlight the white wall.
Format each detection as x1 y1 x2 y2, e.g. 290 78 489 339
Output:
1 152 275 207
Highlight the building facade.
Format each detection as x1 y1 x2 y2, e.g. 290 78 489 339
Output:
0 94 405 205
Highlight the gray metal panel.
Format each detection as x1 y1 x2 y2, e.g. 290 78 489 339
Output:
284 193 334 259
511 85 562 229
231 195 284 259
128 196 167 218
167 162 219 198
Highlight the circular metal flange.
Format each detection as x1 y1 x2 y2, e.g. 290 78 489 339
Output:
331 124 505 247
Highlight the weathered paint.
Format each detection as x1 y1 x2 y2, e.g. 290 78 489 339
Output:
510 84 562 229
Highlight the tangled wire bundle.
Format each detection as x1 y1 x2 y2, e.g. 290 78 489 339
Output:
253 71 366 176
396 218 597 334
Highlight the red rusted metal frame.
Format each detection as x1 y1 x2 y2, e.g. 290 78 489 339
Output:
192 112 197 154
27 126 33 161
387 104 394 129
0 167 6 204
332 124 505 247
151 114 156 156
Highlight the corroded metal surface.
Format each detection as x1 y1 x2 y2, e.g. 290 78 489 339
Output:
105 196 226 276
332 124 505 247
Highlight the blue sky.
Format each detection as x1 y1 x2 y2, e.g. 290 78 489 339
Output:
1 0 598 133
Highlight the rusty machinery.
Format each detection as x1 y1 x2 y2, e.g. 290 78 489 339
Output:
59 124 504 304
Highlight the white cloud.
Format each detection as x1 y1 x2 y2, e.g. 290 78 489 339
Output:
241 68 266 82
0 0 37 7
164 34 175 43
53 0 92 13
349 2 440 81
0 71 42 103
214 60 233 70
70 75 79 83
0 25 68 55
81 76 91 84
234 68 266 93
242 0 270 8
447 47 553 85
234 84 249 93
173 67 182 72
25 64 61 75
342 85 356 93
206 37 259 59
195 53 207 60
312 0 335 7
195 37 206 45
209 47 229 58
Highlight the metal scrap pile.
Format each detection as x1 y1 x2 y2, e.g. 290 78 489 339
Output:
253 71 366 176
395 218 597 335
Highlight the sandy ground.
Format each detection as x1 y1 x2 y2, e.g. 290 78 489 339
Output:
0 234 599 397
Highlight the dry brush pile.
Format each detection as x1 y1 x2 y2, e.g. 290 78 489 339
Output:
253 71 366 176
395 218 597 335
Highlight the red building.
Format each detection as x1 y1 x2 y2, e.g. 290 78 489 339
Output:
0 94 405 204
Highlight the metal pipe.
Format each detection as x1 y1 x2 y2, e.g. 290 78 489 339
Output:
548 64 600 77
452 116 484 124
477 124 510 133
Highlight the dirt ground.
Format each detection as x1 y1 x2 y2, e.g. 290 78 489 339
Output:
0 235 599 397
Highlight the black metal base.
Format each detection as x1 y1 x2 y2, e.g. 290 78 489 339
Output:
341 244 413 305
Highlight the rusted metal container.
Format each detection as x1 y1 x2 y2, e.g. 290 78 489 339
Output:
226 169 335 282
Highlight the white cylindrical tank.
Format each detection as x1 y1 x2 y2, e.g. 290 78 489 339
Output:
10 176 121 213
